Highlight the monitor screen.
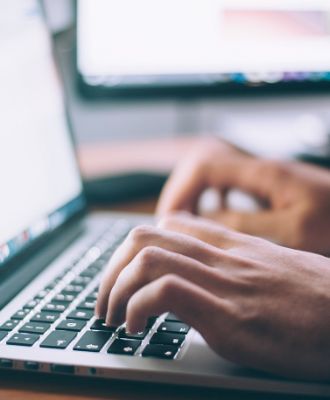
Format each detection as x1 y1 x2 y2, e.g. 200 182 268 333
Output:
0 0 84 266
77 0 330 91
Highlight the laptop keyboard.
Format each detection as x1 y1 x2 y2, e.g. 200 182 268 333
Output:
0 220 190 361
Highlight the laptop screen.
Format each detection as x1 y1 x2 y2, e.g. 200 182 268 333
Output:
0 0 85 267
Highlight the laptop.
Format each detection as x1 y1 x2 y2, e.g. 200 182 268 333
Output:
0 1 329 397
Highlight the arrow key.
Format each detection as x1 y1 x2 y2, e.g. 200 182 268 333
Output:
7 333 40 347
40 330 77 349
73 331 112 352
107 339 141 356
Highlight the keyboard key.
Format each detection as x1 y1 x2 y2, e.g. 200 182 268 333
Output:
7 333 39 347
80 266 101 278
158 322 190 335
150 332 185 347
56 319 86 332
70 276 92 286
118 328 149 340
62 285 84 296
42 303 67 313
34 289 50 299
77 300 96 310
165 313 181 322
0 331 8 342
142 344 178 359
19 322 50 335
108 339 140 356
31 312 60 323
11 309 30 320
146 316 159 327
40 330 77 349
73 331 112 352
24 299 41 309
86 291 98 301
0 319 19 331
54 293 75 303
90 319 117 332
67 309 94 321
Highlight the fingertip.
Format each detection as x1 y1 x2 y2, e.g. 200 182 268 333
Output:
126 318 145 335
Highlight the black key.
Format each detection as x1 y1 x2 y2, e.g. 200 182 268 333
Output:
73 331 112 352
45 283 56 291
0 331 8 342
19 322 50 335
34 289 50 299
118 328 149 340
77 300 96 310
93 259 107 268
11 309 30 320
40 330 77 349
42 303 67 313
62 285 84 296
150 332 185 347
54 293 75 303
0 319 19 331
87 291 98 300
107 339 140 356
56 319 86 332
146 316 158 328
7 333 39 347
158 322 190 335
142 344 178 359
67 309 94 321
70 276 92 286
24 299 41 309
80 266 100 278
31 312 60 323
165 313 181 322
90 319 117 332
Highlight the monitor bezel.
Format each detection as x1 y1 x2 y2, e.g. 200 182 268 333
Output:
75 0 330 100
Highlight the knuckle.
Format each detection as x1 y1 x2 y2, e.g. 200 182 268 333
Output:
157 274 180 300
262 159 290 180
286 209 310 250
158 213 185 229
128 225 155 245
138 246 162 270
193 137 220 156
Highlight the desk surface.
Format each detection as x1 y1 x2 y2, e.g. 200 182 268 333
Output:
0 200 309 400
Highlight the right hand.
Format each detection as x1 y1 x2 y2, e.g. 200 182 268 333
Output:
157 137 330 256
96 214 330 381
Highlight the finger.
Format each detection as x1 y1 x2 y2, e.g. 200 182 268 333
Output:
96 225 226 318
158 212 245 249
156 156 207 215
106 247 234 326
157 153 269 217
125 274 232 341
206 209 291 245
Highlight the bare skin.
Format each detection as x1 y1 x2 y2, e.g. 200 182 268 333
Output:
157 137 330 256
96 214 330 381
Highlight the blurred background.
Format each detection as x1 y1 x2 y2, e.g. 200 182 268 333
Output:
42 0 330 202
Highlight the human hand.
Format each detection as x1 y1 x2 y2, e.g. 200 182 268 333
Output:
96 214 330 381
157 137 330 255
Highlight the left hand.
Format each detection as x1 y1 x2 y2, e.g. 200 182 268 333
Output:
96 213 330 381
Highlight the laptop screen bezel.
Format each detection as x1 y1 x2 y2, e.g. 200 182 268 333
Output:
0 2 88 280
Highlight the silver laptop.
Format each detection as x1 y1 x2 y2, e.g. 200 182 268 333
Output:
0 1 329 397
